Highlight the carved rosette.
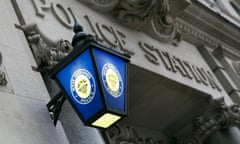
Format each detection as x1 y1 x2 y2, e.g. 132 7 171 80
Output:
177 100 240 144
0 53 7 86
79 0 179 44
15 23 73 72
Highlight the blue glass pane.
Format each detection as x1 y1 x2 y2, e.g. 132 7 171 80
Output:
56 49 104 121
93 48 126 113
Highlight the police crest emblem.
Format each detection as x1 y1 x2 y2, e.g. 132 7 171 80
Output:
102 63 123 98
70 69 96 104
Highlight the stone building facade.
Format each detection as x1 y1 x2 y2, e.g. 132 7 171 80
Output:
0 0 240 144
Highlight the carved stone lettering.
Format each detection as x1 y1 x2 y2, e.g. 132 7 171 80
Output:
84 15 104 42
175 57 191 78
32 0 75 29
14 0 221 91
114 30 132 54
181 60 193 80
197 67 209 86
156 49 172 71
183 61 199 82
31 0 51 17
97 23 118 47
51 3 74 29
139 42 222 91
162 51 176 73
206 71 222 91
84 15 134 55
191 65 207 85
139 42 159 65
171 56 188 77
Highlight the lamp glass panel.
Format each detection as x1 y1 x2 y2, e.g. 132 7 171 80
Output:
91 113 121 128
93 48 127 113
56 49 104 121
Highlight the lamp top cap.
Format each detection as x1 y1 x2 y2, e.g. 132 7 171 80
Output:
73 21 83 34
72 20 89 47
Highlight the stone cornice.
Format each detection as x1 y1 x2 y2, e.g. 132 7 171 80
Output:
179 1 240 59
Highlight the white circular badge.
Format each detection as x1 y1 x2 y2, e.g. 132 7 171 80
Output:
102 63 123 98
70 69 96 104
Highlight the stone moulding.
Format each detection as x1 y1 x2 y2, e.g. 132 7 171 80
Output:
177 99 240 144
0 53 7 86
78 0 181 44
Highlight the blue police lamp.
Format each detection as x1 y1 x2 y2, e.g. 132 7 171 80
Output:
48 22 130 129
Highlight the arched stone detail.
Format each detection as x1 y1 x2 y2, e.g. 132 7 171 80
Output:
177 99 240 144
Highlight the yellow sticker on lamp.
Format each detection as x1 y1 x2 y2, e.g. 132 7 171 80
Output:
70 69 96 104
102 63 123 98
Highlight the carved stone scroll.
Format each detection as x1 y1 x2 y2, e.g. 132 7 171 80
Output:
114 0 169 29
177 99 240 144
105 124 164 144
78 0 180 44
15 23 73 72
0 53 7 86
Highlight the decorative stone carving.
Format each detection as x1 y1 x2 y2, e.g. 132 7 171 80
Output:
0 53 7 86
114 0 169 29
177 99 240 144
175 20 220 49
105 124 165 144
15 23 73 72
79 0 180 44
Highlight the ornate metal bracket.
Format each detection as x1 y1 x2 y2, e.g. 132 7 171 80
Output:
15 23 73 72
176 99 240 144
0 53 7 86
47 91 66 126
